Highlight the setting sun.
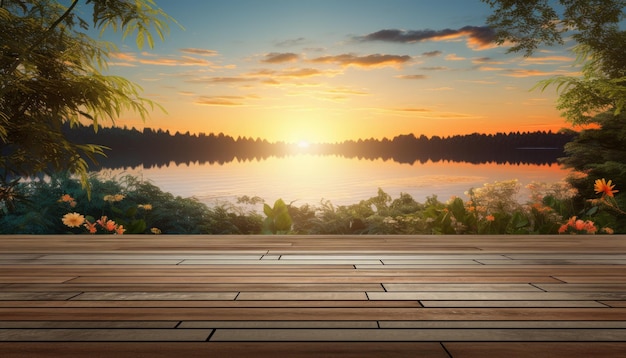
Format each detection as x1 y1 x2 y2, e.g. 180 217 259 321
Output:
297 141 310 148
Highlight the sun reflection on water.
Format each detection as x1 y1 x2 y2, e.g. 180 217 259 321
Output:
102 155 569 209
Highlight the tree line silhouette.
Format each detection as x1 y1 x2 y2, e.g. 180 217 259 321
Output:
62 124 576 169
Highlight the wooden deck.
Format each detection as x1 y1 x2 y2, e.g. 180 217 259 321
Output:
1 234 626 357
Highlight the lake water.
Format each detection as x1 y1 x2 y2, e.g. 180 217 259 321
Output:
100 154 570 209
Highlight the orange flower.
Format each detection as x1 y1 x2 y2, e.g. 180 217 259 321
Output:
84 220 97 234
594 178 618 197
115 225 126 235
485 215 495 222
59 194 74 203
574 219 586 231
97 216 117 232
62 212 85 228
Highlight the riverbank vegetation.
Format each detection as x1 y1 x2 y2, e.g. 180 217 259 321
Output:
1 171 623 235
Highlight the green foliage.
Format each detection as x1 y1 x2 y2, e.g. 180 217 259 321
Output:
0 0 177 188
1 173 623 235
482 0 625 57
262 199 293 234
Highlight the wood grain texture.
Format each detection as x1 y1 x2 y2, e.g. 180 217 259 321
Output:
1 234 626 357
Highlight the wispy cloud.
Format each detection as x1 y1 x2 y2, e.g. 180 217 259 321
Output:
195 95 249 106
396 74 427 80
422 50 442 57
110 51 220 67
522 56 575 64
421 66 449 71
262 52 300 64
186 76 257 84
500 69 551 78
276 37 308 48
444 54 466 61
179 48 219 56
310 53 411 68
357 26 496 50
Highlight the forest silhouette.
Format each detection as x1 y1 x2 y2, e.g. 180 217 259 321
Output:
63 124 575 170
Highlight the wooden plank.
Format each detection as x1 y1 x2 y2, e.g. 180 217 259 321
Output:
0 328 213 341
444 343 626 358
209 328 626 342
0 342 448 358
3 281 392 289
2 234 626 353
0 300 424 308
2 307 626 321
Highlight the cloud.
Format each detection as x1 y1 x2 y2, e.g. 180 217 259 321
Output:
195 95 248 106
310 53 411 68
501 69 550 78
396 74 427 80
262 52 300 64
110 52 216 67
186 76 257 84
396 107 432 113
138 56 213 67
279 67 325 78
358 26 496 50
276 37 308 47
422 50 442 57
445 53 466 61
180 48 219 56
109 52 138 66
522 56 575 64
421 66 448 71
248 67 340 79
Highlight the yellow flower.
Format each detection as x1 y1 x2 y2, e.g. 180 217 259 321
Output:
150 227 162 235
138 204 153 210
62 212 85 228
594 178 618 197
104 194 125 202
603 227 615 235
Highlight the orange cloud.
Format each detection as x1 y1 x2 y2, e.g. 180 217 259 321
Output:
310 53 411 68
523 56 575 64
501 69 550 78
180 48 219 56
109 52 215 67
358 26 496 50
445 54 466 61
195 95 247 106
396 74 427 80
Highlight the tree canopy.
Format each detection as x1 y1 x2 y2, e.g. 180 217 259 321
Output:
483 0 626 222
0 0 176 186
482 0 625 125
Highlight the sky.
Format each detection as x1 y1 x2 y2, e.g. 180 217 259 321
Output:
94 0 580 143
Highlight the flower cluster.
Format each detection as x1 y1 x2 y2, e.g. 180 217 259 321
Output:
103 194 125 203
60 194 127 234
61 212 125 234
465 179 522 218
558 216 597 234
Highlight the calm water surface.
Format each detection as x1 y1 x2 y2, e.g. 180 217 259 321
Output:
101 155 569 208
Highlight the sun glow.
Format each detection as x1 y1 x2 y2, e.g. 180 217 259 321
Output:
297 140 310 148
